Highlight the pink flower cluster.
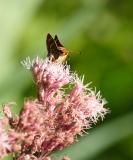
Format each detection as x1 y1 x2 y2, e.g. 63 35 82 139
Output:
0 57 107 160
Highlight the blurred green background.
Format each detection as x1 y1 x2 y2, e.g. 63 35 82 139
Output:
0 0 133 160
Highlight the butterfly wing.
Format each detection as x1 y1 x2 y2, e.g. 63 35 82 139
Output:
46 33 60 60
54 35 64 47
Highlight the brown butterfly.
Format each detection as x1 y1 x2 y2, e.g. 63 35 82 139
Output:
46 33 69 63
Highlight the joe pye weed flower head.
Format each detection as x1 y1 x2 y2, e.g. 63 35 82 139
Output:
0 34 108 160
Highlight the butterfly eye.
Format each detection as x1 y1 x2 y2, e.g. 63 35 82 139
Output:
59 50 64 54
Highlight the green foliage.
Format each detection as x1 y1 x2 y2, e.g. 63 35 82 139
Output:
0 0 133 159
